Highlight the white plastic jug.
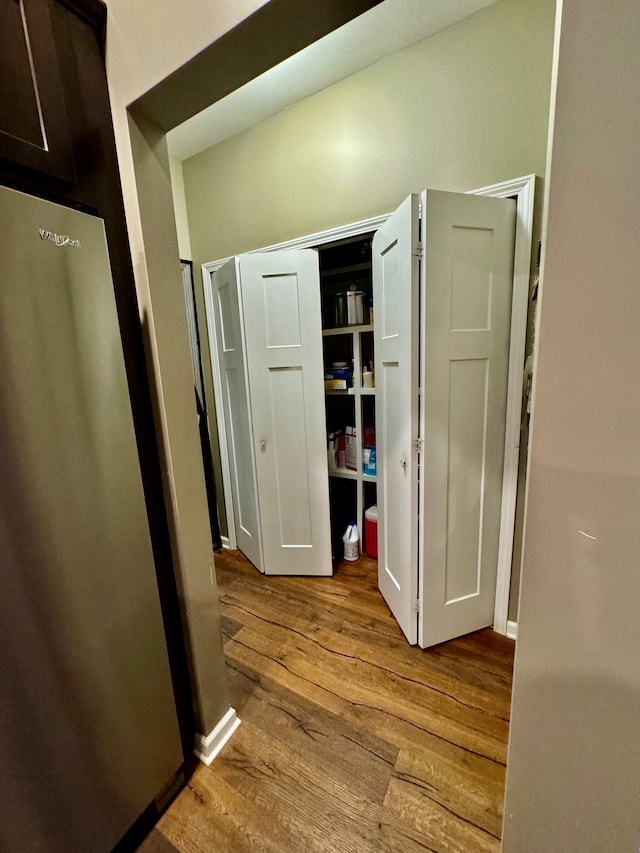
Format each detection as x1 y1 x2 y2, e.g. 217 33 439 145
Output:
327 434 337 471
342 522 359 561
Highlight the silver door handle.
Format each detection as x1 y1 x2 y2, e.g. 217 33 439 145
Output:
260 439 267 450
400 458 407 470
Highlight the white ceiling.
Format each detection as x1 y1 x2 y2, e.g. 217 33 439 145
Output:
167 0 497 162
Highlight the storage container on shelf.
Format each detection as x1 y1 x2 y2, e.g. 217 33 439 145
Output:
345 426 357 471
363 446 376 477
335 288 366 326
364 506 378 559
327 433 337 471
324 361 352 391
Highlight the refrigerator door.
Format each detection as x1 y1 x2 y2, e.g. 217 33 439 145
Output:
0 186 182 851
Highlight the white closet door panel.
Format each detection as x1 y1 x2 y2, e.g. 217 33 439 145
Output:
444 357 489 602
224 368 259 539
212 258 263 571
373 194 420 644
239 250 331 576
268 366 313 545
420 189 515 647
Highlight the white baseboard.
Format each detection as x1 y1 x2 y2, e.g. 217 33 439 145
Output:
220 536 231 550
194 707 240 766
506 620 518 640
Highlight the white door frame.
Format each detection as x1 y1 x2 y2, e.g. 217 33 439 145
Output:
468 175 535 637
202 174 535 635
203 272 237 550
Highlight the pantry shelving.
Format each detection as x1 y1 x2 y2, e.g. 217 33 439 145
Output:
319 233 377 559
322 323 374 337
329 467 359 480
319 261 371 279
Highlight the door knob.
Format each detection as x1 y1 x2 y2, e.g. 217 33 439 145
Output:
260 439 267 450
400 458 407 470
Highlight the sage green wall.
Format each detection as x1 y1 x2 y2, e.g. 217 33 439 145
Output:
169 155 228 538
104 0 269 738
182 0 554 260
181 0 555 614
169 156 193 260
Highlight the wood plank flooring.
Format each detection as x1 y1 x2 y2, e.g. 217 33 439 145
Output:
139 550 514 853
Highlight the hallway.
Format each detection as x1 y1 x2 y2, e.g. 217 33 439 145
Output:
141 550 514 851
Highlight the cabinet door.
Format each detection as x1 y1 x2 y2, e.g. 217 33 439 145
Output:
419 190 515 647
239 250 332 576
211 258 263 571
373 194 421 643
0 0 75 182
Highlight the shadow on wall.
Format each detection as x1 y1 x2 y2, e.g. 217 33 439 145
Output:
504 672 640 851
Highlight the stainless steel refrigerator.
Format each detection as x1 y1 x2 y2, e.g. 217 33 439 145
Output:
0 185 183 850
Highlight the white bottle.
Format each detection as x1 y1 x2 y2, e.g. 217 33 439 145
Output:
342 522 359 561
327 434 337 471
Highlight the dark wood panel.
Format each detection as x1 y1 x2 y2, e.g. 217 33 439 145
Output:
0 0 75 181
0 0 43 146
141 550 515 851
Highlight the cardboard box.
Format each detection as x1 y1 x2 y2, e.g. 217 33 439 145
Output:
345 426 357 471
324 379 347 391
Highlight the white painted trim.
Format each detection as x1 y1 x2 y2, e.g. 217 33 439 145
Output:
506 620 518 641
220 535 231 550
202 214 390 541
202 264 238 551
194 707 241 766
202 213 391 276
469 175 536 638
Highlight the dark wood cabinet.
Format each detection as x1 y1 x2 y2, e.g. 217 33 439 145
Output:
0 0 75 181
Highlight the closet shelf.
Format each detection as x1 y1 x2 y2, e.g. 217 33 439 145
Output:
324 386 376 396
329 467 358 480
320 261 371 278
322 323 373 337
325 387 356 396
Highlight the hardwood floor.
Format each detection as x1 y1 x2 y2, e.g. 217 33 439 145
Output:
140 550 514 852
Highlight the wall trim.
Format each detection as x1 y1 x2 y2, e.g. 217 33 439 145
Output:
220 535 231 550
506 620 518 641
469 174 536 638
194 707 241 766
202 212 391 275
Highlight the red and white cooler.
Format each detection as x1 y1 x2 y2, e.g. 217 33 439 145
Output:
364 505 378 558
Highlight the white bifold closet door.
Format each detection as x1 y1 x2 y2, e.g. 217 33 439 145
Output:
212 250 332 577
211 257 263 571
419 190 515 647
372 194 421 644
374 190 516 647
